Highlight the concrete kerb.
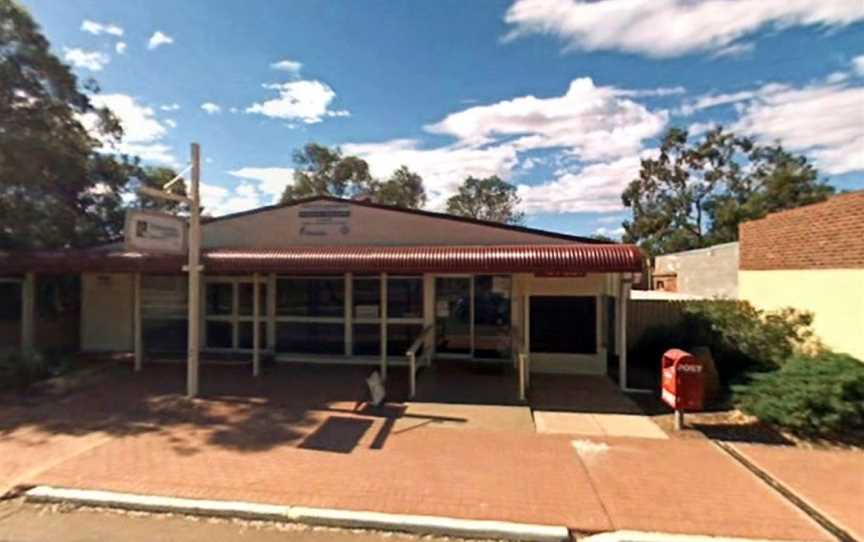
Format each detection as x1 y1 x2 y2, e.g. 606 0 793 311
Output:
25 486 571 542
582 531 820 542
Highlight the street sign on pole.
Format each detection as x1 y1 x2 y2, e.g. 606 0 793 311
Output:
124 210 187 254
133 143 203 398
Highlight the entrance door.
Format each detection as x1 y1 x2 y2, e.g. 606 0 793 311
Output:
435 277 472 356
0 280 22 352
434 275 513 360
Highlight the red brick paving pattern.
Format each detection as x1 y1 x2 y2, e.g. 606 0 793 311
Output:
32 417 611 530
734 443 864 541
574 437 832 541
2 365 837 540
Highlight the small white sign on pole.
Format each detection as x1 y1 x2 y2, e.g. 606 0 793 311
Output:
125 210 187 254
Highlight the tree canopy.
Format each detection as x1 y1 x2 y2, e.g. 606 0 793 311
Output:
281 143 426 209
446 176 524 224
0 0 158 249
622 127 833 256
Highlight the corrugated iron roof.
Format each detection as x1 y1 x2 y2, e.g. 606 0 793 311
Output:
0 244 643 275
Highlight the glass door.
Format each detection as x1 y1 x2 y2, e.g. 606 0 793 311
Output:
435 277 472 357
473 275 512 359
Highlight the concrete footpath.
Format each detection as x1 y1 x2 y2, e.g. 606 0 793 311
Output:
732 443 864 542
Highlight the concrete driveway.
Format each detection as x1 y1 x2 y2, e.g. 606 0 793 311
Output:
0 364 841 541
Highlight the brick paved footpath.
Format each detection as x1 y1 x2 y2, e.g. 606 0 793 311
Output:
734 443 864 541
1 366 835 540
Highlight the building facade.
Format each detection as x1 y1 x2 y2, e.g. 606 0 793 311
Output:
1 196 645 392
652 242 739 299
739 191 864 360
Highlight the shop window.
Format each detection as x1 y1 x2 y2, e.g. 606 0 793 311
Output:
352 324 381 356
142 275 187 319
387 277 423 319
143 319 187 352
237 321 268 349
206 283 233 315
276 322 344 354
206 320 233 349
277 277 344 317
0 283 21 321
530 296 597 354
387 323 423 357
352 276 381 319
237 283 267 316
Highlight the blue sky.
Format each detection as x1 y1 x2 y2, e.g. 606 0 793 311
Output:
21 0 864 236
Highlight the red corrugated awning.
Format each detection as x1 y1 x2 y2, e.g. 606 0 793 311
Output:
0 244 643 275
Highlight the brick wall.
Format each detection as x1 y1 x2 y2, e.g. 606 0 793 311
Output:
739 191 864 270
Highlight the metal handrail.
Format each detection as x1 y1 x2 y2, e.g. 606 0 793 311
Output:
406 324 434 398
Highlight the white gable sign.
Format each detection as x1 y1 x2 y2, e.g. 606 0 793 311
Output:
125 210 187 254
298 202 352 237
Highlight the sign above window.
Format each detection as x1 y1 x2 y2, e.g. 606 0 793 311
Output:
125 210 187 254
298 203 351 237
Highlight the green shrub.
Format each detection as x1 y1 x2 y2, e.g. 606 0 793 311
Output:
629 300 814 387
734 353 864 437
683 301 814 369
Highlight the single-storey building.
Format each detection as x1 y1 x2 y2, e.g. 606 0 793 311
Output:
739 191 864 360
0 196 644 396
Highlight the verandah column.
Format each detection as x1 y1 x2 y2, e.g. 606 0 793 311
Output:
133 272 143 371
21 272 35 354
617 275 631 389
380 272 388 379
253 272 261 376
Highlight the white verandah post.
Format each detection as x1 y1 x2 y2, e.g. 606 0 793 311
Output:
253 272 261 377
134 272 143 371
379 272 388 379
617 275 631 389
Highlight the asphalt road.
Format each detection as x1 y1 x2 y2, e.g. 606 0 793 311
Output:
0 500 490 542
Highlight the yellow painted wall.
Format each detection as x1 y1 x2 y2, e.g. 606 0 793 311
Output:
739 269 864 361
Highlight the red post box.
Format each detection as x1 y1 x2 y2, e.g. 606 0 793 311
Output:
661 348 705 414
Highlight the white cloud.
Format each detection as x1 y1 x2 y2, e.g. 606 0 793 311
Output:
594 226 625 238
733 82 864 175
712 42 755 58
147 31 174 50
164 119 177 129
344 139 519 210
200 182 266 217
504 0 864 58
517 154 645 214
81 20 124 37
201 102 222 115
676 83 788 116
425 77 667 162
343 77 674 213
825 71 850 84
160 103 180 111
246 80 349 124
271 59 303 73
115 42 127 54
853 55 864 77
227 167 295 203
83 94 177 166
63 48 110 71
